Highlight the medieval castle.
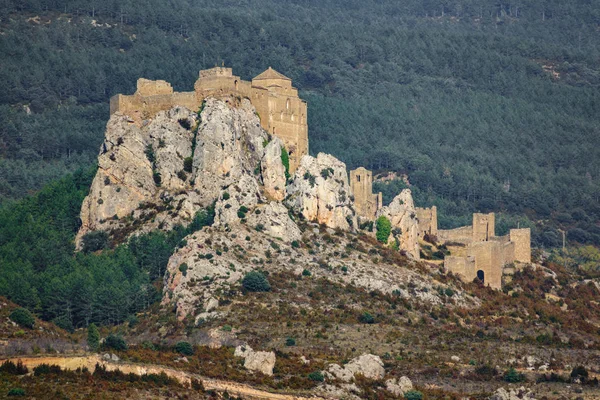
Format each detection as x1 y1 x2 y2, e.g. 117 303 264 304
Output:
110 66 308 172
112 66 531 290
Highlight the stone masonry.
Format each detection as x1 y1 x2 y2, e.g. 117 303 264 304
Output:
110 67 308 172
349 167 382 220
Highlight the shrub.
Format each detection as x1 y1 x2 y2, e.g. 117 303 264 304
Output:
291 240 300 248
33 364 61 376
179 263 189 277
376 216 391 243
9 308 35 329
281 147 291 180
504 367 525 383
242 271 271 292
177 170 187 181
302 269 312 277
341 266 348 273
104 334 127 351
358 312 375 324
175 341 194 356
153 171 162 186
87 324 100 352
308 370 324 382
404 390 423 400
178 118 191 130
183 157 194 173
7 388 25 396
144 144 156 164
81 230 109 253
571 366 589 382
53 315 74 333
0 361 28 375
285 337 296 346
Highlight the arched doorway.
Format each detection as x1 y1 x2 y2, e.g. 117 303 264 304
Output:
477 270 485 284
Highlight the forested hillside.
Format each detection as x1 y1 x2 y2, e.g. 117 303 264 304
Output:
1 0 599 246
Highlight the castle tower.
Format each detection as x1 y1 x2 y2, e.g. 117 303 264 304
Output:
349 167 382 219
251 67 308 173
416 206 438 237
472 213 495 242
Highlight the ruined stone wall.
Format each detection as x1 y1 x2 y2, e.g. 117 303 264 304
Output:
438 226 473 244
416 206 438 237
466 240 514 290
445 256 476 281
472 213 495 242
349 167 382 220
510 228 531 263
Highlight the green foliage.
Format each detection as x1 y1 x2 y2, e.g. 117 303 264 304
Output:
104 334 128 351
376 216 392 243
571 366 589 381
81 230 109 253
9 308 34 329
237 206 248 219
177 170 187 181
504 367 525 383
242 271 271 292
7 388 25 396
404 390 424 400
303 172 316 188
320 168 334 179
291 240 300 248
281 147 291 180
222 192 230 200
87 324 100 352
358 312 375 324
174 341 194 356
144 144 156 164
179 263 188 277
308 370 324 382
183 157 194 173
0 361 28 375
302 269 312 277
285 337 296 346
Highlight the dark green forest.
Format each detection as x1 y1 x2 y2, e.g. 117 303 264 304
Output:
0 3 599 241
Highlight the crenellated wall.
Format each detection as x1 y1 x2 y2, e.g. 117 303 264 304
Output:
416 206 438 237
110 67 308 172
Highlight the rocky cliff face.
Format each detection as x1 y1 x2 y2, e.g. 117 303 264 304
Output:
376 189 420 259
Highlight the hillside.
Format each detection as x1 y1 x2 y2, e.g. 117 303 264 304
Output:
0 0 599 249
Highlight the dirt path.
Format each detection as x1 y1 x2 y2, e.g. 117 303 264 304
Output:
2 355 324 400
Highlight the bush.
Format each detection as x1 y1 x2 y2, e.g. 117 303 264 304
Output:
504 367 525 383
376 216 391 243
242 271 271 292
183 157 194 173
53 315 74 333
0 361 28 375
281 147 291 180
291 240 300 248
33 364 62 376
81 230 109 253
308 370 324 382
7 388 25 396
179 263 189 277
104 334 127 351
177 170 187 181
175 341 194 356
9 308 35 329
302 269 312 277
87 324 100 352
404 390 423 400
358 312 375 324
285 337 296 346
571 366 588 382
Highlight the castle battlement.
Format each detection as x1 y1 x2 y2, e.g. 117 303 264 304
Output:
110 66 308 172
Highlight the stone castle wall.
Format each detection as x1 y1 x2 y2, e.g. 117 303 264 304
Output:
349 167 382 220
110 67 308 172
416 206 438 237
510 228 531 263
437 225 473 244
472 213 495 242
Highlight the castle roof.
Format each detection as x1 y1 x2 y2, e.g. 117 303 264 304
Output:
253 67 291 81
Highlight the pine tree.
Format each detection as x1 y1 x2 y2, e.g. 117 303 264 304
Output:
87 323 100 352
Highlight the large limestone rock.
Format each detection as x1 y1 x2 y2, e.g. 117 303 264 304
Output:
261 137 287 201
192 98 267 199
213 174 262 226
376 189 420 259
247 202 302 242
286 153 356 230
234 345 276 376
489 387 536 400
326 354 385 382
76 98 269 247
386 376 413 396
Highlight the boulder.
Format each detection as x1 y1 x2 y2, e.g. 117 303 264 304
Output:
326 353 385 382
234 345 276 376
376 189 420 259
286 153 356 230
246 202 302 242
489 387 535 400
385 376 413 396
261 137 287 201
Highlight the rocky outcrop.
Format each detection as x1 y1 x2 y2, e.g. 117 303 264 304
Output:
286 153 356 230
261 138 287 201
489 387 536 400
376 189 420 259
76 98 269 247
247 202 302 242
234 345 276 376
385 376 413 396
325 354 385 382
